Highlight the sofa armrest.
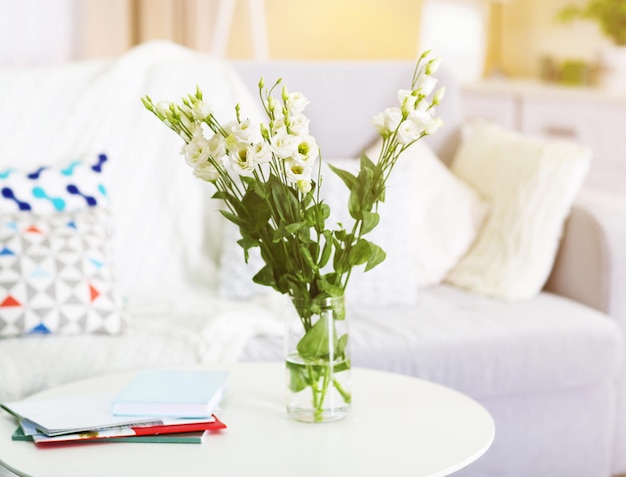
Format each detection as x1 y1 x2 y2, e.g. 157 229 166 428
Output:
545 191 626 326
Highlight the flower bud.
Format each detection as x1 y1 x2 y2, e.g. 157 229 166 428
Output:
432 86 446 106
297 179 312 194
425 117 444 135
426 57 442 75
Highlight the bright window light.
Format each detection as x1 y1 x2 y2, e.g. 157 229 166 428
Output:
419 0 488 83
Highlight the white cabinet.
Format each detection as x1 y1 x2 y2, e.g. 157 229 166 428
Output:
461 80 626 195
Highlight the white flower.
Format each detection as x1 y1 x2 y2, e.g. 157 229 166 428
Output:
271 131 297 158
230 118 262 144
270 117 287 136
396 120 421 145
184 132 211 167
397 89 417 114
372 107 402 135
425 117 444 135
179 112 201 135
284 158 312 185
193 161 219 182
248 141 273 164
415 98 430 112
228 145 256 176
287 113 310 135
207 133 227 160
416 74 438 96
285 91 310 115
408 109 433 132
292 134 318 165
189 99 212 120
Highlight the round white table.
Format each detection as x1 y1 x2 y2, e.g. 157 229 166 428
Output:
0 363 494 477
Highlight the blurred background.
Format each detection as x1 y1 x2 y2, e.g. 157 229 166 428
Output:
0 0 615 81
2 0 624 193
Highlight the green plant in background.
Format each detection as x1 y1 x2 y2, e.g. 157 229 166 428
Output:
557 0 626 46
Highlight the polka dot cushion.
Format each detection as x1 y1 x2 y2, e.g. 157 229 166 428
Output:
0 153 109 214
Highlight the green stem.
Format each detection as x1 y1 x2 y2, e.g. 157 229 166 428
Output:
333 377 351 404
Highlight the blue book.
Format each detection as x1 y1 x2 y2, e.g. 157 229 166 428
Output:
111 370 229 418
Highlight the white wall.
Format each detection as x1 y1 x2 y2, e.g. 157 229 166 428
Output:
0 0 78 66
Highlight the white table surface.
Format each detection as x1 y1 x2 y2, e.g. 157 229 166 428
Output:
0 363 494 477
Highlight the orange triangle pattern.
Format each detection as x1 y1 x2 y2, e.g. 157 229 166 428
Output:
1 295 21 307
89 284 100 302
25 225 43 234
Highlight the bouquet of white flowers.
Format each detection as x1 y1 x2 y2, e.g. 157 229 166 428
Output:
142 50 444 422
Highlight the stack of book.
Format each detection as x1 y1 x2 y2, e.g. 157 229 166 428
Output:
1 369 229 445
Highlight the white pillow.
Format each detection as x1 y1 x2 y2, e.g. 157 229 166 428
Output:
445 121 592 301
363 140 489 289
219 139 488 307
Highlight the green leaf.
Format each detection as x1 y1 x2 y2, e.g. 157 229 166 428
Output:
349 167 375 219
360 211 380 235
317 274 344 297
348 239 371 266
211 190 230 201
240 175 256 188
237 235 258 253
242 189 271 232
219 209 248 228
296 314 337 360
271 224 289 243
286 222 306 235
336 333 349 357
252 264 276 288
318 231 333 268
328 163 357 191
269 175 299 223
286 361 309 392
334 229 349 242
365 242 386 272
360 151 376 171
333 359 351 374
298 244 317 270
348 187 362 220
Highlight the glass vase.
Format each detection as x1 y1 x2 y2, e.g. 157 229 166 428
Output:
284 294 351 423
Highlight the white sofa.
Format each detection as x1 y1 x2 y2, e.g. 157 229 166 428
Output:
0 42 624 477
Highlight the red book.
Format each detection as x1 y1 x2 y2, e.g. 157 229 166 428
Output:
24 416 226 445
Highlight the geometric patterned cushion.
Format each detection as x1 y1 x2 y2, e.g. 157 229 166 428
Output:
0 208 126 337
0 153 109 214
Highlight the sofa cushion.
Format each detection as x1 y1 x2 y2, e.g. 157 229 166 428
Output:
242 285 622 398
446 121 591 301
0 154 109 214
0 208 126 337
364 140 488 288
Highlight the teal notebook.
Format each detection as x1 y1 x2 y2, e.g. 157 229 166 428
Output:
111 369 229 418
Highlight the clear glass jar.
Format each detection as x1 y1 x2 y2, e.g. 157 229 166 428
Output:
284 295 351 423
